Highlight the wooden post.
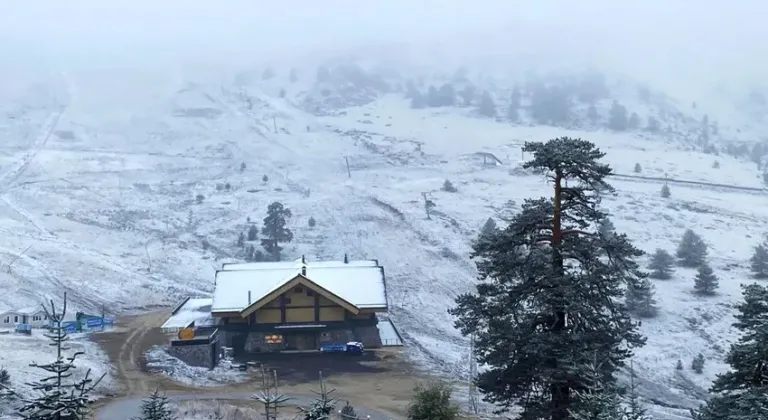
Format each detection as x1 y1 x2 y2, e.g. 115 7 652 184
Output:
272 116 278 134
345 157 351 178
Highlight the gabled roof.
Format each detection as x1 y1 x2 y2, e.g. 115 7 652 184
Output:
0 306 45 316
211 265 388 314
240 274 360 317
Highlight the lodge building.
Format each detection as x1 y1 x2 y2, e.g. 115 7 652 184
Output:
162 256 399 367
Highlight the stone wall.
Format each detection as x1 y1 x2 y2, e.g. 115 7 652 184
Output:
353 325 382 348
169 341 217 369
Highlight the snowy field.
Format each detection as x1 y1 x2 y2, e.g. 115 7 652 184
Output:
0 328 113 413
1 68 766 418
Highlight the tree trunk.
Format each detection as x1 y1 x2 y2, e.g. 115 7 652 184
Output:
550 173 569 420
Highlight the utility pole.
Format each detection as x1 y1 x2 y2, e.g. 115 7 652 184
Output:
468 332 479 415
345 157 351 178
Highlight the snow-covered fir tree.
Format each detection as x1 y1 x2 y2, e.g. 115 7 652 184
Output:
648 248 674 279
677 229 708 267
450 137 646 420
477 91 496 118
16 293 104 419
661 183 671 198
625 277 659 318
133 387 176 420
597 217 615 238
693 263 719 296
691 283 768 419
751 243 768 278
479 217 497 239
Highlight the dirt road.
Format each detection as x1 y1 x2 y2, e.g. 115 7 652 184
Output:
91 310 427 418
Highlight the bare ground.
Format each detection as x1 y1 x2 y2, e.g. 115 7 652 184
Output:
90 309 435 418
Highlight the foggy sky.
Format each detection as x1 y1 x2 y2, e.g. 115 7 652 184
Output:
1 1 766 89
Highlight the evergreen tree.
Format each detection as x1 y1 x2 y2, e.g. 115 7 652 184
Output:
261 67 275 80
16 293 104 419
712 160 720 169
691 283 768 419
450 137 646 420
427 86 441 107
624 362 650 420
132 387 176 420
751 244 768 278
406 382 460 420
339 401 357 420
261 202 293 259
479 217 497 239
307 217 317 228
597 217 615 238
693 263 719 296
661 183 671 198
508 90 521 122
442 180 457 192
262 174 269 183
633 163 641 173
567 358 625 420
478 91 496 118
237 231 245 247
300 373 337 420
676 229 707 267
676 359 684 370
247 225 259 241
648 249 674 279
240 162 246 172
691 353 706 374
626 277 659 318
438 84 456 106
608 101 628 131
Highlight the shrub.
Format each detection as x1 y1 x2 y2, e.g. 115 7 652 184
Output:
407 382 460 420
442 180 457 193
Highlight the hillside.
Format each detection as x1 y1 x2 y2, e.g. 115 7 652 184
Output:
2 66 767 418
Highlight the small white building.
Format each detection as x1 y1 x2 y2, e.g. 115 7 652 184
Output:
0 307 49 328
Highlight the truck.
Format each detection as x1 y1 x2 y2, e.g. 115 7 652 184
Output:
319 341 364 354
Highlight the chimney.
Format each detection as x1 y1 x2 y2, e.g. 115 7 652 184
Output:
248 291 252 305
301 265 306 276
343 253 349 264
301 255 306 264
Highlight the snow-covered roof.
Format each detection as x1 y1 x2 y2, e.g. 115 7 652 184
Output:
212 265 387 313
221 258 379 271
0 306 45 316
161 298 214 332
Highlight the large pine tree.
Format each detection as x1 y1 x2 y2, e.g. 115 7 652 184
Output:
691 283 768 419
261 201 293 260
693 263 719 296
450 137 646 420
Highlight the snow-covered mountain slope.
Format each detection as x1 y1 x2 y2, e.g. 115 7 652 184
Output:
2 70 766 417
